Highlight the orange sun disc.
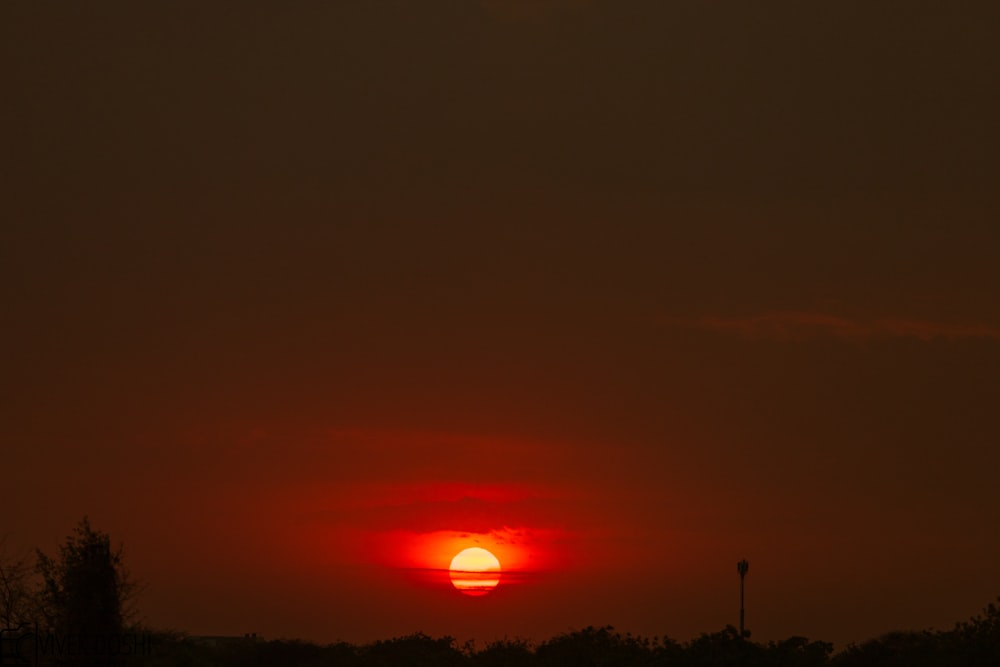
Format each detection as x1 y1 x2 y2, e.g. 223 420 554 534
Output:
449 547 501 596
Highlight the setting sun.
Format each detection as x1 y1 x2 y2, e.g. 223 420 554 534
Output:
449 547 501 596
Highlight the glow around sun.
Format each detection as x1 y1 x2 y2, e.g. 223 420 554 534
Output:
449 547 501 596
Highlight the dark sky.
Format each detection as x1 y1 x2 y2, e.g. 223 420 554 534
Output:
3 0 999 649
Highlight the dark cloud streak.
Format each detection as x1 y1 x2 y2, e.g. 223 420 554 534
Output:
679 313 1000 342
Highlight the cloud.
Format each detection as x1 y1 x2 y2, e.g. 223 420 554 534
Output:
309 485 573 535
679 312 1000 342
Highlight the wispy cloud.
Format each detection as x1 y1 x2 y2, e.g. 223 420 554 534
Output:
680 312 1000 342
308 487 571 535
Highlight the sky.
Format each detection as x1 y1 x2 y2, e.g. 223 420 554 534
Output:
2 0 999 651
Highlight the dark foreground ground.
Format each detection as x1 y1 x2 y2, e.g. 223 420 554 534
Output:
12 597 999 666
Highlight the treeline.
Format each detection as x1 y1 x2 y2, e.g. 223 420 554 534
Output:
145 607 1000 667
3 519 998 666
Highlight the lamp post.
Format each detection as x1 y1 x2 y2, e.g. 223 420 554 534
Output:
737 559 749 637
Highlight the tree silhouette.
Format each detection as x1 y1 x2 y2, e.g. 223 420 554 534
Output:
766 635 834 667
682 625 765 666
951 596 1000 666
470 637 536 667
35 517 138 639
832 630 946 667
0 536 34 629
535 625 659 666
360 632 465 667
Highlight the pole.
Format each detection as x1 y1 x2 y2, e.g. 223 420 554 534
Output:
737 559 749 637
740 574 744 636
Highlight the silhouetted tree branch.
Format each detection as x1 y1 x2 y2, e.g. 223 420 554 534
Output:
0 535 34 628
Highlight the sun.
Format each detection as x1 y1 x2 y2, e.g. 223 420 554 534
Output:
449 547 501 596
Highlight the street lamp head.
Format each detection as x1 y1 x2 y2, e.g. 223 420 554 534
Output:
737 559 749 576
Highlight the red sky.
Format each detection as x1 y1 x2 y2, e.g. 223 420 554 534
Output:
2 0 999 651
